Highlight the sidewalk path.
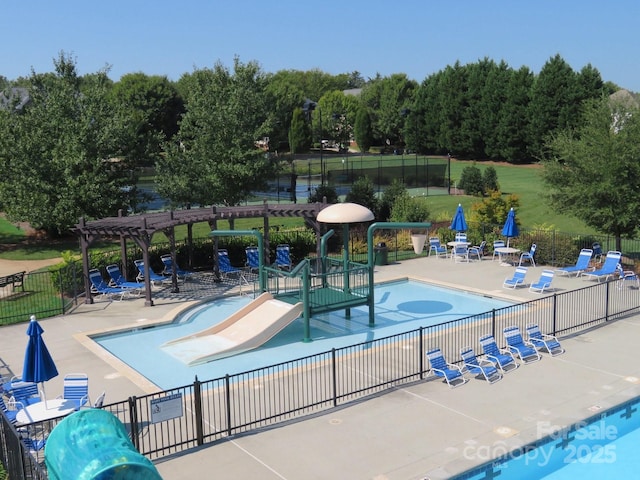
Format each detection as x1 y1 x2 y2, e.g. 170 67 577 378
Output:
0 258 61 276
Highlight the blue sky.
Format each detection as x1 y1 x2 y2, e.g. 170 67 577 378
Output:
4 1 640 91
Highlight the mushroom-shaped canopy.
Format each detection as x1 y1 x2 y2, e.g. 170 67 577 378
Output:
317 203 374 224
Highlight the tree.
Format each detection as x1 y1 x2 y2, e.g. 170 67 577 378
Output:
317 90 359 151
345 177 379 218
528 54 579 158
308 184 338 204
379 179 407 221
389 191 429 223
541 97 640 251
482 166 499 192
0 53 138 236
353 106 373 153
458 165 484 196
495 66 534 162
288 107 310 154
469 190 520 228
157 58 275 207
109 73 184 167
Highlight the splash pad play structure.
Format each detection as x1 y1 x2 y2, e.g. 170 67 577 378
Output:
162 204 431 365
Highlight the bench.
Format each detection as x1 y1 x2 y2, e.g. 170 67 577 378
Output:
0 271 25 293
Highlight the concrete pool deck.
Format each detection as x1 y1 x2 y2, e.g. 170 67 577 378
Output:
1 255 639 479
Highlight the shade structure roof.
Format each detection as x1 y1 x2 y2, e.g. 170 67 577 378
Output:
316 203 374 224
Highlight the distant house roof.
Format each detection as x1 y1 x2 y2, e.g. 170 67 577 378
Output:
343 88 362 97
0 87 30 111
609 89 640 109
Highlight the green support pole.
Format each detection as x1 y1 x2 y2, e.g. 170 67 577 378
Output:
343 223 351 319
302 261 312 342
366 222 432 326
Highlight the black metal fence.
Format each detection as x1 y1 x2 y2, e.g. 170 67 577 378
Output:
3 278 637 479
0 265 80 326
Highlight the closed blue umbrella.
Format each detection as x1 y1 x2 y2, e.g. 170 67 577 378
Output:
22 315 58 404
450 204 468 232
501 208 520 247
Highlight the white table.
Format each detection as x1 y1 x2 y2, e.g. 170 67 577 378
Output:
447 241 470 248
16 399 77 424
494 247 521 266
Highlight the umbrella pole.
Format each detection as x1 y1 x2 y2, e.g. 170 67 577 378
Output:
40 384 48 409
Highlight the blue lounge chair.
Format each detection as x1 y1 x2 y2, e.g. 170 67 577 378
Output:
452 245 469 263
428 237 448 258
89 269 136 301
10 381 40 407
468 241 486 261
455 232 467 243
582 251 621 282
426 348 467 388
616 264 639 289
106 265 144 291
245 246 260 273
217 249 245 281
160 255 195 281
57 373 89 410
526 324 565 356
275 244 292 270
556 248 594 277
492 240 506 260
0 396 21 424
529 269 554 293
518 244 537 267
592 242 603 263
503 325 541 364
479 334 519 373
460 347 502 384
134 259 170 286
503 267 528 289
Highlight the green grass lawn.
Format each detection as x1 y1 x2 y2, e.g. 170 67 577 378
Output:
0 157 594 261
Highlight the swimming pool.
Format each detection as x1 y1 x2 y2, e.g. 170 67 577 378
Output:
454 395 640 479
93 279 513 390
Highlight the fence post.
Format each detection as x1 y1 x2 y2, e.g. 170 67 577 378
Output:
491 309 496 337
59 268 65 315
193 377 204 445
605 281 611 322
419 326 424 378
331 348 338 407
552 294 558 335
225 374 232 437
128 396 139 450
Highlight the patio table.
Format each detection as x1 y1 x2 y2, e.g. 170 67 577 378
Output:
494 247 520 266
15 399 77 425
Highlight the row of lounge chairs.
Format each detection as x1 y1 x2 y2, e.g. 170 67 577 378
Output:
88 245 295 300
427 324 565 388
501 249 637 292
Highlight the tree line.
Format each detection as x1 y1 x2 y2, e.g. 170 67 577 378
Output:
0 52 635 242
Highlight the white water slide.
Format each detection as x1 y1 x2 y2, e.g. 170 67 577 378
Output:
162 293 303 366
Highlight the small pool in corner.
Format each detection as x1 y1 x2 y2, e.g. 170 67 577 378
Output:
93 279 514 389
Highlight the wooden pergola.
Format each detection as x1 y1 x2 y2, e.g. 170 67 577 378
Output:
72 201 328 306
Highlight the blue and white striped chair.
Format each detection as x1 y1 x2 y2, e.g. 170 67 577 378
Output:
275 244 292 270
426 348 467 388
526 324 565 356
57 373 89 410
503 325 541 364
479 334 519 373
460 346 502 384
616 263 639 289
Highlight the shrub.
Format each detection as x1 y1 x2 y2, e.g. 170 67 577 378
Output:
459 165 484 196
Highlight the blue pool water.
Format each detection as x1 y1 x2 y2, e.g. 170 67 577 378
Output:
94 279 513 389
456 396 640 479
